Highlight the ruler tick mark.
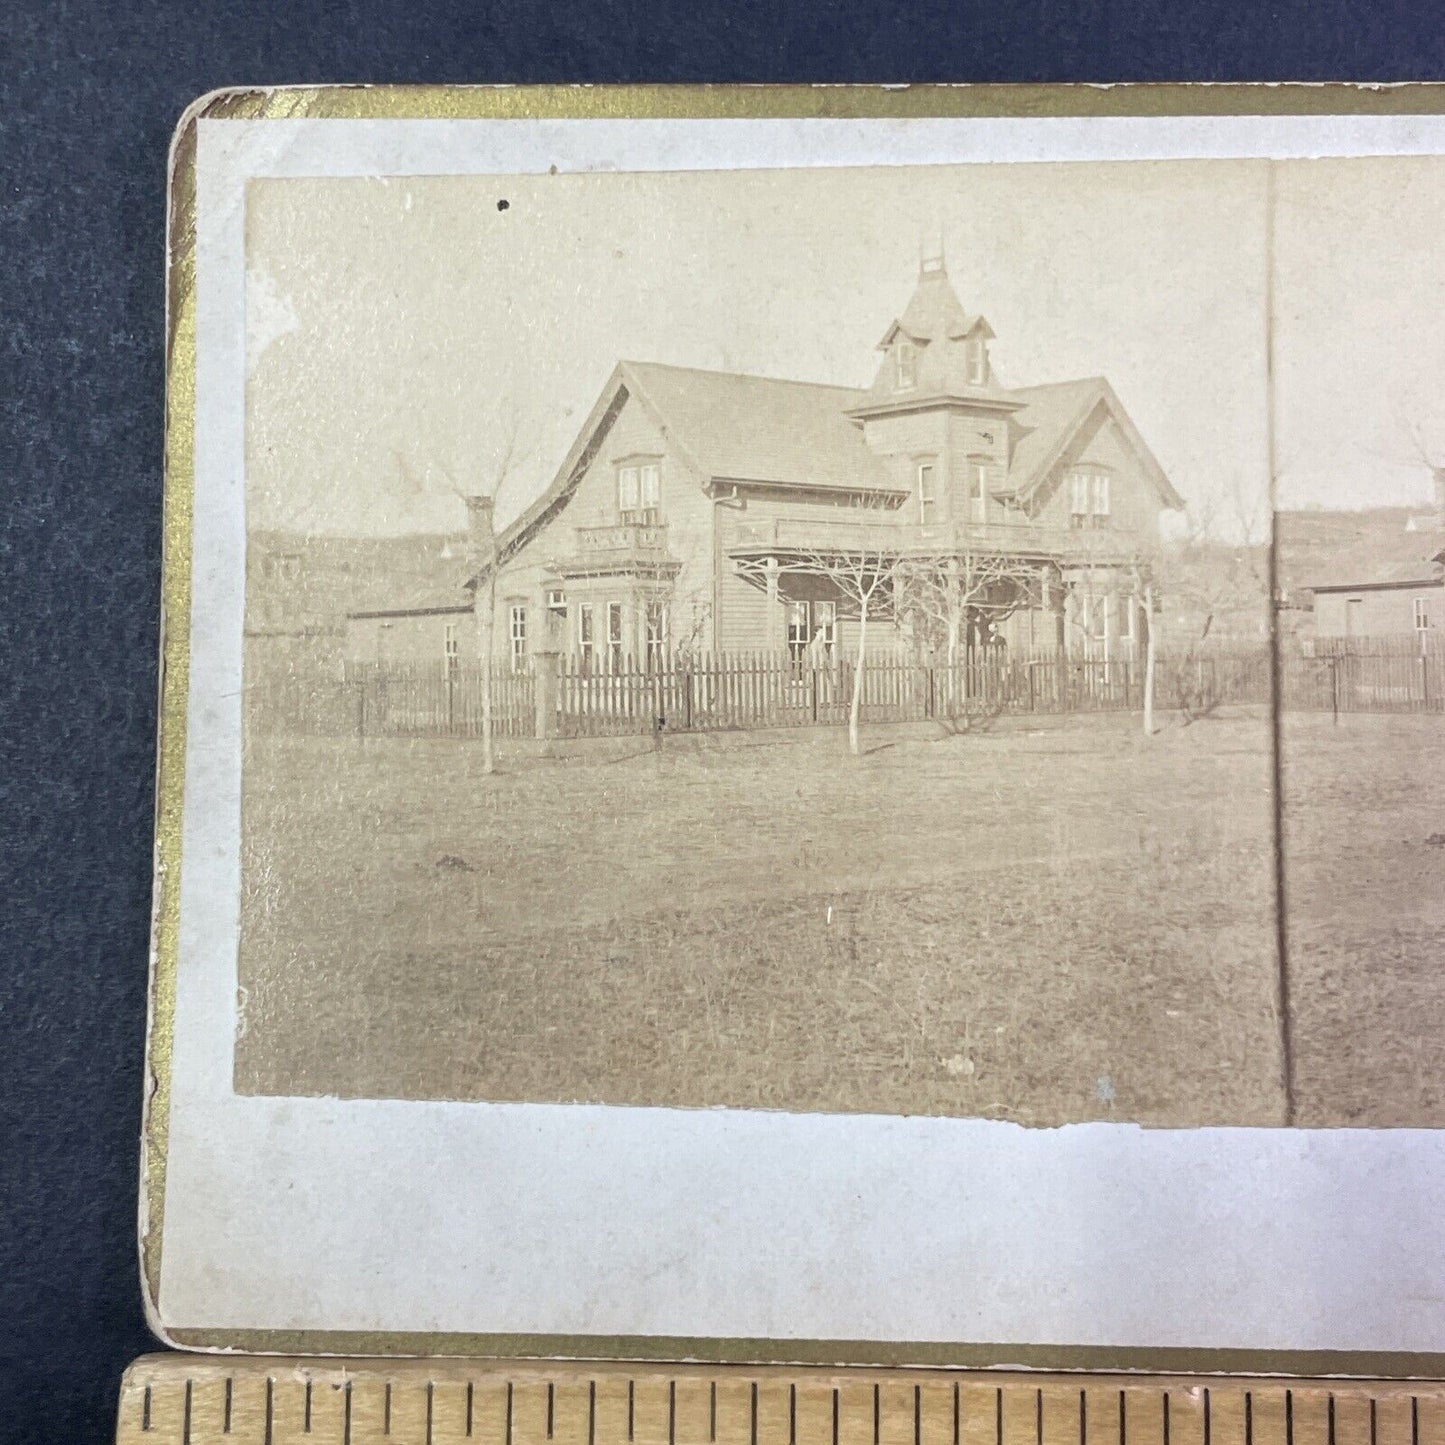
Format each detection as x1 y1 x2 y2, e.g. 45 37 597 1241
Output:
953 1382 960 1445
995 1389 1003 1445
915 1385 922 1445
184 1380 193 1445
467 1381 475 1438
1412 1397 1420 1445
1080 1390 1087 1445
306 1379 314 1434
143 1383 152 1432
385 1381 393 1437
1203 1390 1211 1445
509 1382 516 1445
1118 1389 1127 1445
712 1382 718 1443
833 1388 840 1445
224 1378 233 1436
1327 1397 1335 1445
1285 1391 1293 1445
427 1382 435 1445
671 1381 678 1445
874 1385 881 1445
1036 1388 1044 1445
1245 1393 1253 1445
548 1382 556 1439
344 1381 353 1445
1162 1393 1170 1445
590 1381 597 1445
265 1377 275 1445
1370 1398 1378 1445
628 1380 635 1442
752 1382 760 1445
793 1385 799 1445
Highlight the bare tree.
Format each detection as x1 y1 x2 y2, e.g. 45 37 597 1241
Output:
895 548 1040 721
785 511 910 756
396 407 532 775
1150 490 1270 723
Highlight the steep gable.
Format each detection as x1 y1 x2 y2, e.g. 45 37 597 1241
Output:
1005 377 1184 511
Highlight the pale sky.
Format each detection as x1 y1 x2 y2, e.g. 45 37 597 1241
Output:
244 156 1445 540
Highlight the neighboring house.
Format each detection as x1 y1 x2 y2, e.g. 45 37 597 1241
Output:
352 256 1184 672
1309 551 1445 641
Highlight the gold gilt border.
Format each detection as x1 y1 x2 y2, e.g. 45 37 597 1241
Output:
150 82 1445 1370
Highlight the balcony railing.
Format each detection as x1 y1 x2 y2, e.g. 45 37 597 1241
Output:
726 516 1135 561
575 520 670 557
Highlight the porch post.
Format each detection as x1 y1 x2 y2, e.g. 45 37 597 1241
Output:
764 556 784 656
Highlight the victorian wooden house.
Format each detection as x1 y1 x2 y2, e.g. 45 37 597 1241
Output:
347 257 1182 672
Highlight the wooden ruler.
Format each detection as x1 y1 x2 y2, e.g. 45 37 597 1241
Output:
117 1357 1445 1445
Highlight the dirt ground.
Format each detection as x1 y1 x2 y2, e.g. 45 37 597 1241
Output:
1281 712 1445 1126
235 707 1302 1125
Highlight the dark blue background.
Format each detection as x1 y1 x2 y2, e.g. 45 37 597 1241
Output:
3 3 1444 1440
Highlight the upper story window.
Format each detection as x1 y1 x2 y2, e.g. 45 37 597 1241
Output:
1069 468 1112 529
916 460 937 523
894 339 918 390
617 458 661 523
443 622 460 677
547 588 567 619
966 338 988 386
968 461 989 523
1416 596 1432 630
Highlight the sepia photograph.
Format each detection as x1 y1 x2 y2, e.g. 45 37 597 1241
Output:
232 156 1440 1127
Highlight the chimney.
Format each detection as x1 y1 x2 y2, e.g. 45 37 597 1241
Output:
464 493 497 569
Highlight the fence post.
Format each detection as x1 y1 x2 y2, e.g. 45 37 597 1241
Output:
1330 659 1339 725
683 658 694 730
533 650 560 740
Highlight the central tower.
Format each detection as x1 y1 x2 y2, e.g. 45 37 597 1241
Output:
848 254 1023 528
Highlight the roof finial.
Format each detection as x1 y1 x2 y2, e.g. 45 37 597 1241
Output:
919 223 946 277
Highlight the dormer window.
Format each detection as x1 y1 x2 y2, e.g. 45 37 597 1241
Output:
617 458 661 523
894 339 918 390
966 337 988 386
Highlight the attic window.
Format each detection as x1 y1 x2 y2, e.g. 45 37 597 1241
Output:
895 339 918 390
617 458 661 522
1070 468 1111 530
966 338 987 386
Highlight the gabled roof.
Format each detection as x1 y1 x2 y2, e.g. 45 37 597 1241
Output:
1004 376 1185 510
470 355 1180 588
620 361 899 494
1276 508 1445 595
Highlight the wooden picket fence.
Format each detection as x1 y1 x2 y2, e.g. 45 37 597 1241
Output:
248 641 1445 741
343 661 535 739
1281 646 1445 715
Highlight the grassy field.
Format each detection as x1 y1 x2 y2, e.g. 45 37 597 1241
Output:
236 707 1300 1125
1281 712 1445 1126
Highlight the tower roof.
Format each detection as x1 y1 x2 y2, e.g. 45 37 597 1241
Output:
877 261 993 350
